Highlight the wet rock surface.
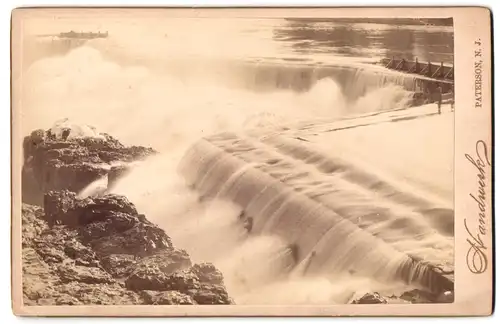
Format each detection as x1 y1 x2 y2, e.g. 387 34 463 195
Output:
350 288 454 305
21 125 232 306
351 293 388 304
22 125 157 205
22 193 233 305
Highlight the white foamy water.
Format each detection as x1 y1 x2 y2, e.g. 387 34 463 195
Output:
19 17 454 304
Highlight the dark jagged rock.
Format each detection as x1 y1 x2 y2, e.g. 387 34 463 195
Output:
126 263 233 305
124 249 192 291
22 125 156 205
140 249 192 275
83 195 139 217
399 289 434 304
351 293 388 304
100 254 138 278
79 212 140 242
22 192 232 306
398 289 453 304
43 190 78 226
44 190 139 228
188 283 233 305
163 270 201 291
41 191 173 260
122 250 232 304
191 263 225 285
21 124 232 306
91 222 172 256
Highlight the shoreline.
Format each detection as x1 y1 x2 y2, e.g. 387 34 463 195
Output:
21 125 234 306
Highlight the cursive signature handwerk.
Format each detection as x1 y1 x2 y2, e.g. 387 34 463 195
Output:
464 140 491 274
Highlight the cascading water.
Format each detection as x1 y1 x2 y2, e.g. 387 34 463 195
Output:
177 133 453 295
20 18 453 304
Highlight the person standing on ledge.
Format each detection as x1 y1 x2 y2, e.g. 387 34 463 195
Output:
450 84 455 112
436 83 443 114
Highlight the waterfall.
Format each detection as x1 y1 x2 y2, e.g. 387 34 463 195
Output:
178 131 454 294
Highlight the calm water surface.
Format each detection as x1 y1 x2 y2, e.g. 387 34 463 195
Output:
28 17 454 67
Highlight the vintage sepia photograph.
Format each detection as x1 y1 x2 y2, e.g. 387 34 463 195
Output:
10 7 493 317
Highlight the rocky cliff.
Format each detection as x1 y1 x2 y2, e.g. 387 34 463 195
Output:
21 123 233 305
22 124 155 205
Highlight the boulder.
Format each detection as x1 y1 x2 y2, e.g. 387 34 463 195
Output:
191 263 225 285
163 270 201 291
99 254 138 278
90 222 172 256
41 191 174 261
83 195 138 218
188 283 233 305
79 212 140 241
124 255 233 305
125 248 192 291
351 292 388 304
398 288 454 304
399 289 434 303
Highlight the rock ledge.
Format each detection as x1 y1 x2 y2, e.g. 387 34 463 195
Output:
21 123 233 306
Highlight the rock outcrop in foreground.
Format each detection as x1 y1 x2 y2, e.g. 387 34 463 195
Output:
21 123 233 305
350 289 454 305
23 191 233 306
22 123 156 205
